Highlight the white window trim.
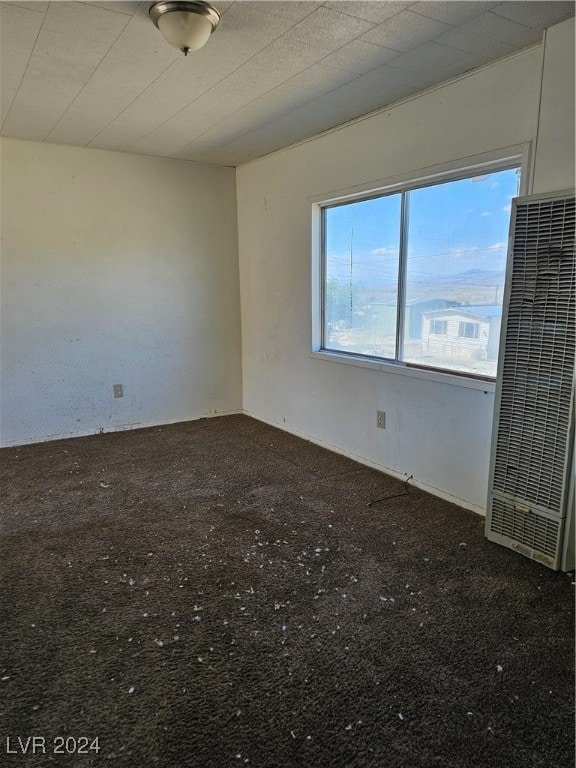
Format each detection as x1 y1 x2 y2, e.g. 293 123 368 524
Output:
309 349 496 391
310 143 530 389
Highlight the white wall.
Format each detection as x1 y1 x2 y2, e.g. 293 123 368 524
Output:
0 139 242 445
237 21 575 513
532 19 575 194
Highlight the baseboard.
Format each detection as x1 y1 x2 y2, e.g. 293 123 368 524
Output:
242 409 486 517
0 409 243 449
2 409 486 517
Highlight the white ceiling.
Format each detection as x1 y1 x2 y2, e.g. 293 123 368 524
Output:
1 1 574 166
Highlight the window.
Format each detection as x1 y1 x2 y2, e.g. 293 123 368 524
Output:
459 321 480 339
321 164 520 379
430 319 448 336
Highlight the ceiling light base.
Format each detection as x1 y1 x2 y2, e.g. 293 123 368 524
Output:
149 1 220 55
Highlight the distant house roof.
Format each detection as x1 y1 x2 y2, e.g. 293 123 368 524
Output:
424 305 502 320
462 305 502 317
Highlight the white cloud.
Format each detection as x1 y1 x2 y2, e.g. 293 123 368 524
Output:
481 211 491 217
449 246 480 257
488 242 507 251
370 246 397 256
449 245 480 255
502 204 512 213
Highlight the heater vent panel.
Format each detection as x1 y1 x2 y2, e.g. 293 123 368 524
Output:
487 496 562 568
492 195 575 515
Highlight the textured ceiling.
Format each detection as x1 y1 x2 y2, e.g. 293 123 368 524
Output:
1 1 574 166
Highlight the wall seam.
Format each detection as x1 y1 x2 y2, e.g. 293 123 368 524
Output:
530 27 548 194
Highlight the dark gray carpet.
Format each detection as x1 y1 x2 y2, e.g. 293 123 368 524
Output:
0 414 574 767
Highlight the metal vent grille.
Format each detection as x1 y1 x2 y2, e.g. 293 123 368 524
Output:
492 195 575 514
488 496 561 563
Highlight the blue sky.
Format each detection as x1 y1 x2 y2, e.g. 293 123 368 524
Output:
325 167 521 286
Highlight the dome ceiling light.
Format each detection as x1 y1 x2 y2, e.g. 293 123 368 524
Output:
149 1 221 56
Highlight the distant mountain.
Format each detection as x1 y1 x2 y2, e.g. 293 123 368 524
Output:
411 269 505 284
458 268 505 278
329 268 505 288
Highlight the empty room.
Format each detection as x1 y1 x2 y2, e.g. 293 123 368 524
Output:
0 1 574 766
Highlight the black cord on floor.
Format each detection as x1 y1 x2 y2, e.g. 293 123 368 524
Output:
367 475 413 508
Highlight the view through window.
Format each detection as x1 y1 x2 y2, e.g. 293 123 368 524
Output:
322 165 521 378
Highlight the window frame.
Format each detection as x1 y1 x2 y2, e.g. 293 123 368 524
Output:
458 321 480 339
430 319 448 336
314 149 527 385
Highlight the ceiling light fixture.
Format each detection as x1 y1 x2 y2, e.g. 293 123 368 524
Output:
149 1 220 56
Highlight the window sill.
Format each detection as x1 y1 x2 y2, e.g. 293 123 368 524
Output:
309 350 497 392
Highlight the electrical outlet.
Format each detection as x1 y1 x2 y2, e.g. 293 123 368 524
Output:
376 410 386 429
113 384 123 398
